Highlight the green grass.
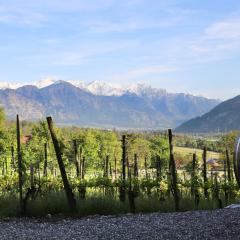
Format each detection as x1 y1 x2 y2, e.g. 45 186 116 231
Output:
0 190 236 218
174 147 219 159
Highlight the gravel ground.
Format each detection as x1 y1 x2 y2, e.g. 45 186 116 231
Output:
0 209 240 240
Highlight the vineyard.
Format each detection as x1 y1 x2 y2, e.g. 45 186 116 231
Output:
0 112 239 217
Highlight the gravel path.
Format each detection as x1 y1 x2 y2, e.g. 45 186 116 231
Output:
0 209 240 239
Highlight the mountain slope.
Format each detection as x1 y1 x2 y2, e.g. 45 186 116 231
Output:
0 81 220 129
175 95 240 133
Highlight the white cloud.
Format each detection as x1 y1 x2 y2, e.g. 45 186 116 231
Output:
205 18 240 40
189 17 240 62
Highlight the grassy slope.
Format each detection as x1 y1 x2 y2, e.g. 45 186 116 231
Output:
174 146 220 159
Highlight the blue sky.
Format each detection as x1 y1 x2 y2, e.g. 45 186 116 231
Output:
0 0 240 100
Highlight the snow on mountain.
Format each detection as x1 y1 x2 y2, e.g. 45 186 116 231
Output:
86 81 124 96
0 78 184 98
33 78 67 88
0 82 24 89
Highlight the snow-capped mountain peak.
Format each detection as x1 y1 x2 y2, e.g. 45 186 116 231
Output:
0 82 24 89
86 81 124 96
0 78 166 97
33 78 63 88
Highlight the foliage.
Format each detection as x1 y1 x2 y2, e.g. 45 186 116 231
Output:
0 119 238 217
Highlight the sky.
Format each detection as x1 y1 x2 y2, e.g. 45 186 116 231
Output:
0 0 240 100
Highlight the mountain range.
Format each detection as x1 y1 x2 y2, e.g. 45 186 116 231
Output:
0 80 220 129
175 95 240 133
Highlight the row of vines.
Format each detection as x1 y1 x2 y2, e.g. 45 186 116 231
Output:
0 114 239 216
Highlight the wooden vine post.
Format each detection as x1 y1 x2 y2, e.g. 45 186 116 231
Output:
144 156 148 179
114 153 117 180
43 143 48 177
119 135 126 202
128 168 136 213
73 140 80 177
46 116 77 213
233 138 240 188
168 129 179 211
223 157 228 203
81 157 85 180
134 154 138 178
202 147 208 198
156 155 161 179
105 155 109 177
17 115 23 214
191 153 196 198
11 146 15 170
168 129 174 167
226 149 232 182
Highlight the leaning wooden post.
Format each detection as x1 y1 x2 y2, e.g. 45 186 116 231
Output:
17 115 23 214
46 116 77 213
202 147 208 198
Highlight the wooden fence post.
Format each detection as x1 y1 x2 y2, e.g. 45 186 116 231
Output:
168 129 173 168
17 115 24 214
79 147 82 179
134 154 138 178
11 146 15 170
81 156 85 180
226 149 232 182
202 147 208 198
73 140 80 177
128 168 136 213
168 129 179 211
114 154 117 180
105 155 109 177
119 135 126 202
43 143 48 177
144 156 148 179
46 116 77 213
156 155 161 179
170 153 180 211
191 153 196 198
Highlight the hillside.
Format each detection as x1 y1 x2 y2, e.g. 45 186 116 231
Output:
175 95 240 133
0 81 220 129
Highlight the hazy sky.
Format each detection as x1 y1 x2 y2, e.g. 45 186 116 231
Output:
0 0 240 100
